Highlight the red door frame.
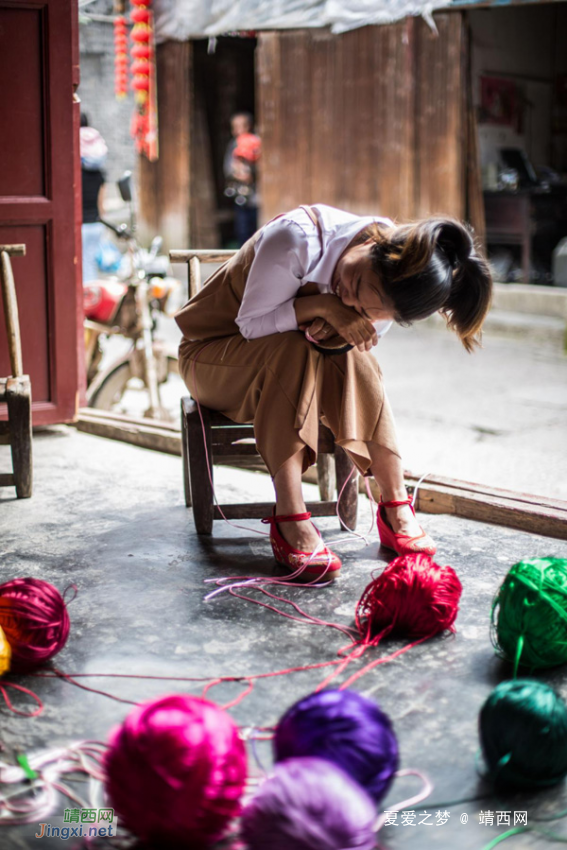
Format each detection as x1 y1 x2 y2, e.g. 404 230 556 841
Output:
0 0 81 425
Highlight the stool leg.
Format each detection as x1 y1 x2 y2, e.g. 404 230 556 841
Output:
335 445 357 530
316 454 335 502
6 377 32 499
181 400 192 508
187 406 214 534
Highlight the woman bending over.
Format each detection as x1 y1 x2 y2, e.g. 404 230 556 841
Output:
175 205 492 580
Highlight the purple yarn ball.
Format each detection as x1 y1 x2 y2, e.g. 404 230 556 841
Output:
274 689 398 802
241 757 377 850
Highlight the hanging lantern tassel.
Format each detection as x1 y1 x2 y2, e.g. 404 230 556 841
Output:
114 16 129 100
130 0 158 161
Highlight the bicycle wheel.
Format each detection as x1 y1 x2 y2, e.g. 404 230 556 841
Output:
89 355 184 423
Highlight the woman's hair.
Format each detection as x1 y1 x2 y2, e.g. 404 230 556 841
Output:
360 218 493 352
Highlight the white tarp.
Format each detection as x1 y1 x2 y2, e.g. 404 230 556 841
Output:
153 0 451 43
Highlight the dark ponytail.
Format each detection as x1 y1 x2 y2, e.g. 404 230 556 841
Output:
364 217 493 352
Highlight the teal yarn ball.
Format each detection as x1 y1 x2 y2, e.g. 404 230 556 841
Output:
479 680 567 789
491 557 567 673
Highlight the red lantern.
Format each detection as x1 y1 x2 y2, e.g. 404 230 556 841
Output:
130 0 158 160
132 44 151 59
131 27 151 43
114 15 129 99
131 7 150 23
132 76 150 91
131 60 151 76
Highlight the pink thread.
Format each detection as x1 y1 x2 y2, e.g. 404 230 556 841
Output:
219 585 358 642
0 682 43 717
203 677 255 710
0 741 106 824
49 666 137 705
375 768 434 831
30 660 344 710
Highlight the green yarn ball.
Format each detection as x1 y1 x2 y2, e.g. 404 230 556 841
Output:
491 557 567 672
479 679 567 789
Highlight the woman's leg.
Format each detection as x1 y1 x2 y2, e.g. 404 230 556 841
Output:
319 349 429 540
179 333 331 554
272 449 321 551
270 440 423 547
367 443 423 538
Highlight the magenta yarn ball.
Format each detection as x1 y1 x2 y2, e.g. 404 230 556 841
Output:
104 694 247 847
241 757 377 850
0 578 70 670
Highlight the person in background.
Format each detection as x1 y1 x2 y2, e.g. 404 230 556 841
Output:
80 112 107 283
224 112 261 247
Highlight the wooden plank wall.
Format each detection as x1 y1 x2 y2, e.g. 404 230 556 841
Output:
138 41 192 250
257 14 472 226
414 15 465 219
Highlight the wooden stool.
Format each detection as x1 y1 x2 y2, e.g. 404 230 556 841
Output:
0 244 32 498
181 397 358 535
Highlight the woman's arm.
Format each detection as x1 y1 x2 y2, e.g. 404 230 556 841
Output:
236 219 311 340
295 294 378 351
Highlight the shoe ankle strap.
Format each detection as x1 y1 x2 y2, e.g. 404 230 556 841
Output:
379 498 412 509
261 511 312 525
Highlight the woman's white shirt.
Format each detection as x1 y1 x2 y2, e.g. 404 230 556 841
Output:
235 204 393 343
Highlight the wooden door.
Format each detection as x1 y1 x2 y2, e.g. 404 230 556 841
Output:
0 0 81 425
257 15 470 225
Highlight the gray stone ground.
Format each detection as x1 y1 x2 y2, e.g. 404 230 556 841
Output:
0 423 566 849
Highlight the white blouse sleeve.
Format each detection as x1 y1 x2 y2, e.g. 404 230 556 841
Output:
236 219 310 340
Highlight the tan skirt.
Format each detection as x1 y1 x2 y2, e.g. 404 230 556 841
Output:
175 230 400 478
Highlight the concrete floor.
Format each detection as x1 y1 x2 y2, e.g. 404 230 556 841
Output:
379 323 567 502
0 428 566 848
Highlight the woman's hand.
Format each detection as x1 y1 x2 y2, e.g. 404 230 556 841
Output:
299 317 335 341
324 297 378 351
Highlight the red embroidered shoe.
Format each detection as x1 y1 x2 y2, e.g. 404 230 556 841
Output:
377 497 437 557
261 510 342 582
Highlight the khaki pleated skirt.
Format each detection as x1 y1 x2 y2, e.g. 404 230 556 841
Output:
175 230 400 478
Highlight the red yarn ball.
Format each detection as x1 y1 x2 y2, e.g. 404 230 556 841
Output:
0 578 71 671
356 554 462 644
104 694 247 847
